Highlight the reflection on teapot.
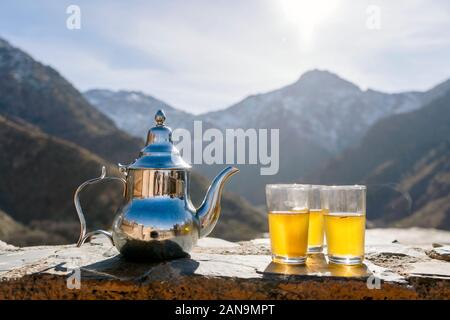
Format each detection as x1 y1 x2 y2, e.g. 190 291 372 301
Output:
74 110 238 261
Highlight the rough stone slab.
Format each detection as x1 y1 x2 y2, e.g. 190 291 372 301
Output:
0 240 16 251
426 246 450 262
0 248 59 273
408 261 450 279
196 237 239 248
0 230 449 300
365 228 450 245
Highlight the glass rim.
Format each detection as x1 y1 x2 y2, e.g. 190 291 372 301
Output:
266 183 311 190
325 211 366 216
321 185 366 190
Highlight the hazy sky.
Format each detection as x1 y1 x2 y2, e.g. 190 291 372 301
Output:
1 0 450 114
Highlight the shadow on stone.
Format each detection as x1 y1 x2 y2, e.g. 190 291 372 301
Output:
78 254 200 280
118 239 191 262
262 253 371 278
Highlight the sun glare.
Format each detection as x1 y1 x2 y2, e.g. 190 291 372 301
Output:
279 0 340 48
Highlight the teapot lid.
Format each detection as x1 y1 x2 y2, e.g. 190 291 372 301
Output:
128 110 191 170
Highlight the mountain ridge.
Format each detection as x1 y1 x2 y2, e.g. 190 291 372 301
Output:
84 88 198 138
86 69 440 154
0 37 142 164
315 88 450 229
85 69 450 205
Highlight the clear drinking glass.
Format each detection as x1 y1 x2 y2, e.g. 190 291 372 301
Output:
321 186 366 265
307 185 325 253
266 184 310 264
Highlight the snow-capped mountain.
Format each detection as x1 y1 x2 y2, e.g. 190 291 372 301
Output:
201 70 426 153
84 89 197 138
85 70 450 204
86 70 441 154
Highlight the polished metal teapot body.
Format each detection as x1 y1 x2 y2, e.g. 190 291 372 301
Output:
74 110 238 261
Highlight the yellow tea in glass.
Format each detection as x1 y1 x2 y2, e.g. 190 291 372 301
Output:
307 186 325 253
324 213 365 258
266 184 310 264
321 186 366 265
268 209 309 260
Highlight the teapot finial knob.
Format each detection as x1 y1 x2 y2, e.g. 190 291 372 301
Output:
155 109 166 126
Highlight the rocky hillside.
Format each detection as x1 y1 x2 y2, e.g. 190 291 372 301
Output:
394 139 450 229
0 115 124 243
315 89 450 229
0 38 142 164
0 209 64 246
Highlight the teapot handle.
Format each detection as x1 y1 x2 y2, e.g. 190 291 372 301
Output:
74 166 126 247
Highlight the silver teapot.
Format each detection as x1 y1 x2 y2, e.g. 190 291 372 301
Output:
74 110 238 261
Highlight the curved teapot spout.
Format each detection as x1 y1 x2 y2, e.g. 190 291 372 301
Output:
196 166 239 238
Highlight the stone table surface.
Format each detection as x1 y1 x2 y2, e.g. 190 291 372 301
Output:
0 228 449 299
